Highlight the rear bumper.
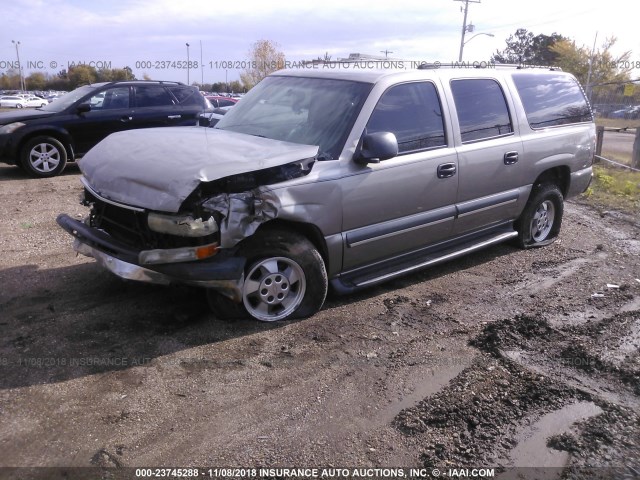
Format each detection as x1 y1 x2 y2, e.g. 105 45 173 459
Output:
566 166 593 199
57 214 245 301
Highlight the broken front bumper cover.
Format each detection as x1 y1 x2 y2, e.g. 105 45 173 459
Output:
56 214 245 301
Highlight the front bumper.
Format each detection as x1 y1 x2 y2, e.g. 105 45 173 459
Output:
57 214 246 301
0 133 16 165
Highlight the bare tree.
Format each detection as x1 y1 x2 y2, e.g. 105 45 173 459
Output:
240 39 285 90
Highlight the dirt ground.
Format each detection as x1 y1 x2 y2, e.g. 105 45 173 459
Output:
0 163 639 479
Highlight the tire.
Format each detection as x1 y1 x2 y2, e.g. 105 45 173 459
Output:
16 104 23 109
207 229 328 322
21 136 68 178
515 183 564 248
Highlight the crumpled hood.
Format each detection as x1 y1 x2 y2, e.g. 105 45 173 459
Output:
79 127 319 212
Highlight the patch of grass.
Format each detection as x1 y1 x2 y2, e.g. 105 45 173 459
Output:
581 165 640 213
600 148 632 165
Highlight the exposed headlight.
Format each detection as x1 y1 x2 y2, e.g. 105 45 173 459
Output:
0 122 26 134
147 212 218 237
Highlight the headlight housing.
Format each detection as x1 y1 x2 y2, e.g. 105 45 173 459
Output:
0 122 26 134
147 212 218 237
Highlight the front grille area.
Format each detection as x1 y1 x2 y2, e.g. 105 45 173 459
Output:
85 189 215 250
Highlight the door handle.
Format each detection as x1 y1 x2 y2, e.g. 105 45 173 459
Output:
120 116 133 122
167 115 182 119
504 151 519 165
437 163 457 178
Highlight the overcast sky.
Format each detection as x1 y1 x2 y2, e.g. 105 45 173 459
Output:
2 0 638 86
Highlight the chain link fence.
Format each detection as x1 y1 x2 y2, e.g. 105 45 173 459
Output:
590 80 640 121
590 80 640 170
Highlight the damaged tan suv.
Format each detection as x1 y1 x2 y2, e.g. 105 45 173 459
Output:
58 66 595 321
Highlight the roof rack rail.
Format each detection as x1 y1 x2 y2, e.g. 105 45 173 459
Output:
416 62 562 71
102 80 186 86
494 63 562 71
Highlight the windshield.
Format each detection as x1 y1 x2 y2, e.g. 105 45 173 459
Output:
39 85 100 112
215 76 372 160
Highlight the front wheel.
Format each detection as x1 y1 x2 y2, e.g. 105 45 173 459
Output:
21 136 68 178
515 184 564 248
207 229 328 322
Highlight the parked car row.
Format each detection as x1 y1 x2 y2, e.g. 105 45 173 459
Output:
0 95 48 108
205 95 238 108
592 103 640 119
609 105 640 120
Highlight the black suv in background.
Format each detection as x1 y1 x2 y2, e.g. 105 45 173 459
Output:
0 81 208 177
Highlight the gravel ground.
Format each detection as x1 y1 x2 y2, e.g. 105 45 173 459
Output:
0 163 638 479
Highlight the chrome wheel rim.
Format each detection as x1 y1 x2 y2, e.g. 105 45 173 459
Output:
531 200 555 242
242 256 306 322
29 142 61 173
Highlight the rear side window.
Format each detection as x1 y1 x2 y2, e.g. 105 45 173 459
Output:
366 82 446 153
512 73 592 128
169 86 205 107
134 85 175 107
91 87 130 109
450 79 513 143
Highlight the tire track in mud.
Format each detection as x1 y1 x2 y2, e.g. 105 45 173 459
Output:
391 204 640 477
2 174 640 474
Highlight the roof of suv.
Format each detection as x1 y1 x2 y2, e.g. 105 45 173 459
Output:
274 65 570 84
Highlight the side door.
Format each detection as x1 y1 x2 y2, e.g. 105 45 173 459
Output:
341 81 458 271
131 84 184 129
448 78 525 235
65 86 133 155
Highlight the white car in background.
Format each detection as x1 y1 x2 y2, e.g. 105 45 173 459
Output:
0 96 27 108
24 96 48 108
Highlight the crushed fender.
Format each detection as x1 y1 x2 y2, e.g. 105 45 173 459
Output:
203 189 280 248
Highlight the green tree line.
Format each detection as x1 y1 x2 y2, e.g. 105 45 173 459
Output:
0 65 136 91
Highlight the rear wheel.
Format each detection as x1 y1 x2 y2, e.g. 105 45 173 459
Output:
207 229 328 322
21 136 68 178
515 184 564 248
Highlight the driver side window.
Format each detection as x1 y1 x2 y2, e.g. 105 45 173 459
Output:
367 82 446 154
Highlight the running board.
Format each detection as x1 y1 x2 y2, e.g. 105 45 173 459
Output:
331 228 518 294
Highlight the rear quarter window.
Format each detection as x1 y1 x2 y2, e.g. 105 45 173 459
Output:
512 73 592 128
134 85 175 108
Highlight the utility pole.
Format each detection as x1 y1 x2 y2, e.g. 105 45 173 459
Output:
586 32 598 102
380 49 393 58
186 43 190 85
11 40 25 92
454 0 481 62
200 40 204 86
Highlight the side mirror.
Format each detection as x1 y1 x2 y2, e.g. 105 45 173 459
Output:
76 103 91 114
355 131 398 164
